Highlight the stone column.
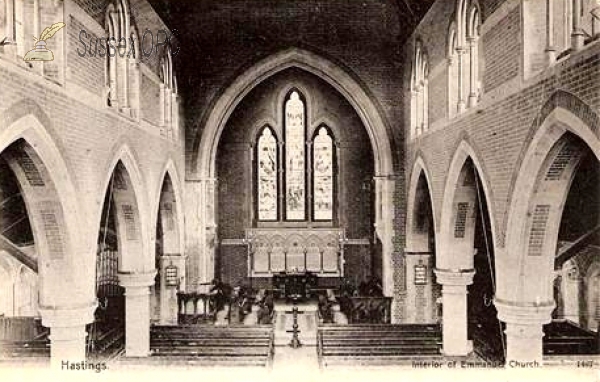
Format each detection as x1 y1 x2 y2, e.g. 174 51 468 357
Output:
467 37 478 107
572 0 585 51
171 92 179 141
39 302 96 369
434 268 475 356
545 0 556 64
456 47 467 113
496 299 554 366
374 176 395 300
415 84 422 135
119 271 156 357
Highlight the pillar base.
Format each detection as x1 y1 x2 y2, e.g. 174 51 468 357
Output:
495 298 554 366
39 302 97 368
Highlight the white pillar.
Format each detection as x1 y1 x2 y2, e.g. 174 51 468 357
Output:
434 268 475 356
39 302 96 369
119 271 156 357
496 299 554 366
468 37 478 107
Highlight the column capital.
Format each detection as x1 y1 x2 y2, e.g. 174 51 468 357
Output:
39 301 97 328
119 270 157 289
434 268 475 286
494 298 555 326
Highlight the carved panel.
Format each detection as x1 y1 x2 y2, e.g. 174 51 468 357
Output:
246 228 344 277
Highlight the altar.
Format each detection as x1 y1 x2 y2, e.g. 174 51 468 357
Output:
272 271 319 299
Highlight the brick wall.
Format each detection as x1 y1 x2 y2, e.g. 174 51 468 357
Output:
404 0 600 252
68 16 105 96
0 0 184 300
141 72 161 124
482 7 521 92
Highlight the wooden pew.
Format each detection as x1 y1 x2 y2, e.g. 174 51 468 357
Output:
543 320 598 355
149 325 275 367
317 324 442 367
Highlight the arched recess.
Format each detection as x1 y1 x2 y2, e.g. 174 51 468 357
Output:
500 107 600 305
152 166 185 325
96 145 151 274
498 104 600 363
189 48 396 302
96 147 155 357
438 140 498 269
405 157 440 324
0 112 94 316
436 140 501 358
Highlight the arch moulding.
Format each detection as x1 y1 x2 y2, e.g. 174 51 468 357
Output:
188 48 397 307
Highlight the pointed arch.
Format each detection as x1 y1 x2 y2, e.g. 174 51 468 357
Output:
438 140 498 269
406 156 437 252
153 159 185 257
0 110 93 310
501 105 600 305
193 47 394 178
256 125 279 222
97 144 150 273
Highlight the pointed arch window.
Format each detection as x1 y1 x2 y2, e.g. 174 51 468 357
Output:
257 127 278 221
254 89 337 224
411 41 429 137
313 127 334 221
284 91 306 220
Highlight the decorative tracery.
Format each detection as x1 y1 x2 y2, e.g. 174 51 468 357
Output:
257 127 278 221
256 90 336 223
313 127 334 221
284 91 306 220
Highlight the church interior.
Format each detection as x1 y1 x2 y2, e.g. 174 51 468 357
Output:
0 0 599 373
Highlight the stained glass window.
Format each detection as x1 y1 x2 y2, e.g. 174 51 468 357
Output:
313 127 333 221
257 128 278 221
284 91 306 220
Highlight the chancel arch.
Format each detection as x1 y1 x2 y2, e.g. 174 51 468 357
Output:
215 67 379 306
190 48 395 306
